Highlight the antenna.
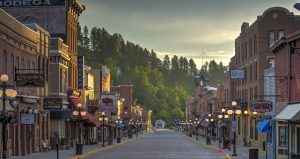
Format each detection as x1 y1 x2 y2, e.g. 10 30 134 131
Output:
201 48 205 66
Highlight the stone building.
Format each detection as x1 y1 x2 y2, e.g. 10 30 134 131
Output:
0 9 50 156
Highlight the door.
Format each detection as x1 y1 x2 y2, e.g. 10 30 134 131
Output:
297 127 300 153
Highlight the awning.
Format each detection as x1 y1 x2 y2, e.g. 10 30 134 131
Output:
257 120 272 132
70 97 81 109
82 112 100 127
275 103 300 121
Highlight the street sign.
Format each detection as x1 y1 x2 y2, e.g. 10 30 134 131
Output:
232 121 236 127
294 3 300 11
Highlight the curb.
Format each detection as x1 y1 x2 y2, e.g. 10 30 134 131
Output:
72 133 149 159
178 132 266 159
178 132 229 158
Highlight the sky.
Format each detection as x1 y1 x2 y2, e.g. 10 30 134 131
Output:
79 0 299 68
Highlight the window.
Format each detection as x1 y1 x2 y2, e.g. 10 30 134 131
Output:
10 54 14 85
238 117 241 135
277 30 284 40
267 58 275 69
268 31 275 48
255 121 258 140
254 34 257 54
250 63 253 81
27 60 30 70
32 62 35 70
21 58 25 69
279 126 288 147
16 56 19 69
249 38 252 57
250 119 254 139
61 69 67 94
2 49 7 74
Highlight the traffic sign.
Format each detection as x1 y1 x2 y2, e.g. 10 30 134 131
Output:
294 3 300 11
232 121 236 127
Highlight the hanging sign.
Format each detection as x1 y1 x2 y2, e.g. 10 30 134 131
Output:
251 100 272 113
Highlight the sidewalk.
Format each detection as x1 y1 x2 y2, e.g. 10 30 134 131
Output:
181 132 266 159
9 134 140 159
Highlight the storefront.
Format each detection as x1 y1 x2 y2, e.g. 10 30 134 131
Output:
275 103 300 158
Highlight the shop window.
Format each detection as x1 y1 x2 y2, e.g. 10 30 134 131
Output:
279 126 288 147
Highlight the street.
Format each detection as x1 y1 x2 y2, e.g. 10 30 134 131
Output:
85 129 225 159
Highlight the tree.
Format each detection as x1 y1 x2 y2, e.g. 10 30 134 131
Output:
189 59 197 76
82 25 90 49
77 22 83 46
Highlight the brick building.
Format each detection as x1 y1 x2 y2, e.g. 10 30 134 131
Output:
0 9 50 156
111 85 133 121
272 29 300 158
2 0 86 149
228 7 300 150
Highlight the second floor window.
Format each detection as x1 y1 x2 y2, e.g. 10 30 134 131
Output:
268 31 275 49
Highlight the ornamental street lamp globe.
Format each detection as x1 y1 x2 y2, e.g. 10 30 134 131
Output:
0 74 8 82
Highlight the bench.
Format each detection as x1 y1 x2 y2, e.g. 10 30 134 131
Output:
41 141 51 152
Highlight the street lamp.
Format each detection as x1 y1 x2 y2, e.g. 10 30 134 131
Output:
194 117 200 140
228 100 241 156
0 74 18 159
218 108 229 148
116 116 123 143
99 112 108 147
72 103 86 155
128 119 133 138
206 114 214 145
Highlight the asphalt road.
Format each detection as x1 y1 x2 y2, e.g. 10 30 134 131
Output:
86 129 225 159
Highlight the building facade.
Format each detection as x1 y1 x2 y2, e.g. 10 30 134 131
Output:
229 7 300 150
272 29 300 158
0 9 50 156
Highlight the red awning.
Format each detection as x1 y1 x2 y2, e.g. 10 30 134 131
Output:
82 112 100 127
70 97 81 109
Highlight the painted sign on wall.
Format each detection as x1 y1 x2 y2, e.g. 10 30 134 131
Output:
2 0 66 34
78 56 84 89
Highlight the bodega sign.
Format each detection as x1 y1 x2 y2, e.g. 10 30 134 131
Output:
0 0 64 7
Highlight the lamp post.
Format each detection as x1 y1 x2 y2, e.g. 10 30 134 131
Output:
218 108 229 148
206 113 214 145
188 119 193 137
0 74 18 159
194 117 200 140
128 119 133 139
72 103 86 155
227 100 241 156
99 112 108 147
116 116 122 143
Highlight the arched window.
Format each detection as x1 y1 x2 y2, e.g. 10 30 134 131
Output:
2 49 7 73
16 56 19 69
32 62 35 70
27 60 30 70
21 58 25 69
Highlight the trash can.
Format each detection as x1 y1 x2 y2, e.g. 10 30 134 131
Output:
249 149 258 159
76 143 83 155
223 139 229 149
